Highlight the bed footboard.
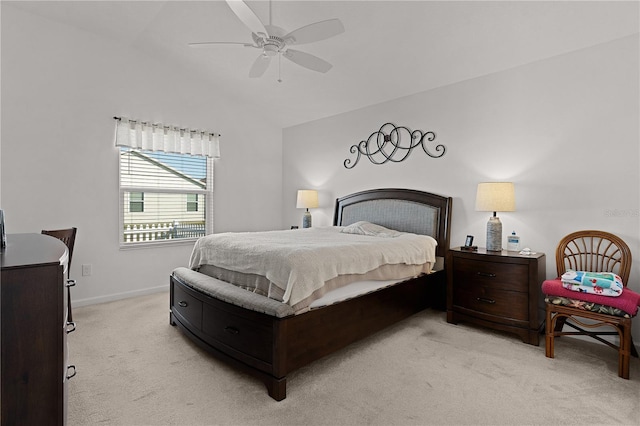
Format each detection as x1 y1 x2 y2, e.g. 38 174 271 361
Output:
170 273 289 400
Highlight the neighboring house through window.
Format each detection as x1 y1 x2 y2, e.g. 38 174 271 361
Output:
119 149 212 244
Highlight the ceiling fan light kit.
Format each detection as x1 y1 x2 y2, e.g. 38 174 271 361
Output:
189 0 345 81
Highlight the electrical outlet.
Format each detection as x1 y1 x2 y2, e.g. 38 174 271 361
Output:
82 264 92 276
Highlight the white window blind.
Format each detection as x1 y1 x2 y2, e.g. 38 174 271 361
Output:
115 118 218 246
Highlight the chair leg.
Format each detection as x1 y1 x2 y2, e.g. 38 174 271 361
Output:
619 323 631 379
619 338 626 379
631 336 639 358
545 307 555 358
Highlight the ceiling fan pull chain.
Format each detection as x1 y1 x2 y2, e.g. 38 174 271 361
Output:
278 53 282 83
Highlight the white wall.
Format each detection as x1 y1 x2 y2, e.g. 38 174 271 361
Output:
1 5 283 305
2 3 638 343
283 35 640 341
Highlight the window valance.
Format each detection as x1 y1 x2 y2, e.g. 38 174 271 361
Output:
114 117 220 158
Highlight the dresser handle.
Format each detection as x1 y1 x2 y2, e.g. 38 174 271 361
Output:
476 272 496 278
66 365 76 380
224 326 239 335
477 297 496 304
178 301 188 308
66 321 76 334
66 279 76 288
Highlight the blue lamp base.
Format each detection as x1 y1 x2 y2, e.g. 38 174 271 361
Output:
302 210 312 228
486 216 502 251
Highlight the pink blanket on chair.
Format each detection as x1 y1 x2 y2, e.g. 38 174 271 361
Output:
542 279 640 316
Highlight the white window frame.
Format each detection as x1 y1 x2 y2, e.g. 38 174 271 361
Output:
118 149 214 249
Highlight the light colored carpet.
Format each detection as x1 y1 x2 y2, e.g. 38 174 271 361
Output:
68 291 640 426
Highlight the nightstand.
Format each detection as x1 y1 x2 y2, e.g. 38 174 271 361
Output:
446 247 546 345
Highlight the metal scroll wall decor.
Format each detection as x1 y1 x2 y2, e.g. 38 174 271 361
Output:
344 123 445 169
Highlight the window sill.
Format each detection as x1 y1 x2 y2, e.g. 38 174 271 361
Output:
119 238 198 250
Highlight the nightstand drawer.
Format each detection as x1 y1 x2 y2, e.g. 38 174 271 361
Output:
452 257 528 292
453 286 529 321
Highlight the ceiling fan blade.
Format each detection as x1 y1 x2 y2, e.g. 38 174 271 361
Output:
283 49 332 73
225 0 267 36
283 19 345 45
188 42 255 48
249 54 271 78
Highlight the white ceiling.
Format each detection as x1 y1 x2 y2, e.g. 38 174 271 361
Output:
8 0 639 128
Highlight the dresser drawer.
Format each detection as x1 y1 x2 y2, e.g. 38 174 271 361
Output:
202 304 274 364
453 285 529 321
172 284 203 330
452 257 529 292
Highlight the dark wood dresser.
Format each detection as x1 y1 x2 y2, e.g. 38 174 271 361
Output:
446 247 546 345
1 234 71 426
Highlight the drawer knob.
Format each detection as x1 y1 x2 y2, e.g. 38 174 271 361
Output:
178 301 188 308
66 365 76 380
476 297 496 304
66 321 76 334
476 272 496 278
224 326 239 335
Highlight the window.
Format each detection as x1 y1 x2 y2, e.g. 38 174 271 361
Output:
119 148 213 245
114 117 220 247
186 194 198 212
129 192 144 213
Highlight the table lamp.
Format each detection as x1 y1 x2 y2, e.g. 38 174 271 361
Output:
296 190 319 228
475 182 515 251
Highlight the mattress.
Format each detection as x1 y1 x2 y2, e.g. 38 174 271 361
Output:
185 256 442 315
308 256 444 310
198 262 431 313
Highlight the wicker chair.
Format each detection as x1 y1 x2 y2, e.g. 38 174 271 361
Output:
545 230 638 378
42 227 77 322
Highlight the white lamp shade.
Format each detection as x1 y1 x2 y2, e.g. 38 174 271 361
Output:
296 190 319 209
475 182 515 212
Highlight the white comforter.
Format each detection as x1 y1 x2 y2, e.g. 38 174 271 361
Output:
189 226 437 307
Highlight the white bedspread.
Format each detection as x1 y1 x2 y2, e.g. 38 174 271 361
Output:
189 226 437 307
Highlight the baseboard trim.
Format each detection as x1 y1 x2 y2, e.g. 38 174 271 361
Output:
73 285 168 308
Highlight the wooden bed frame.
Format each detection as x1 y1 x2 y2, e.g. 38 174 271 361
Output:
169 188 452 400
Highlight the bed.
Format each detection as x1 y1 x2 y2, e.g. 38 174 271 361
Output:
169 188 452 400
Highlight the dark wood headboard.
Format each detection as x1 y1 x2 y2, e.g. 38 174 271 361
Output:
333 188 452 258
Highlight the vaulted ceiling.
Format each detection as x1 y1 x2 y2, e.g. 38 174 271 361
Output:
8 1 639 128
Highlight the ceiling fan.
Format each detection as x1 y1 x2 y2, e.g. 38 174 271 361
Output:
189 0 345 81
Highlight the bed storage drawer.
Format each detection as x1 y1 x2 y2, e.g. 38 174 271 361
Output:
172 284 203 330
202 303 274 364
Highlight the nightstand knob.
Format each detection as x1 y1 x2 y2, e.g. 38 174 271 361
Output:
476 297 496 304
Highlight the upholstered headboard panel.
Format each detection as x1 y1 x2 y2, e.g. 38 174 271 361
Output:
333 188 452 258
338 199 439 237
